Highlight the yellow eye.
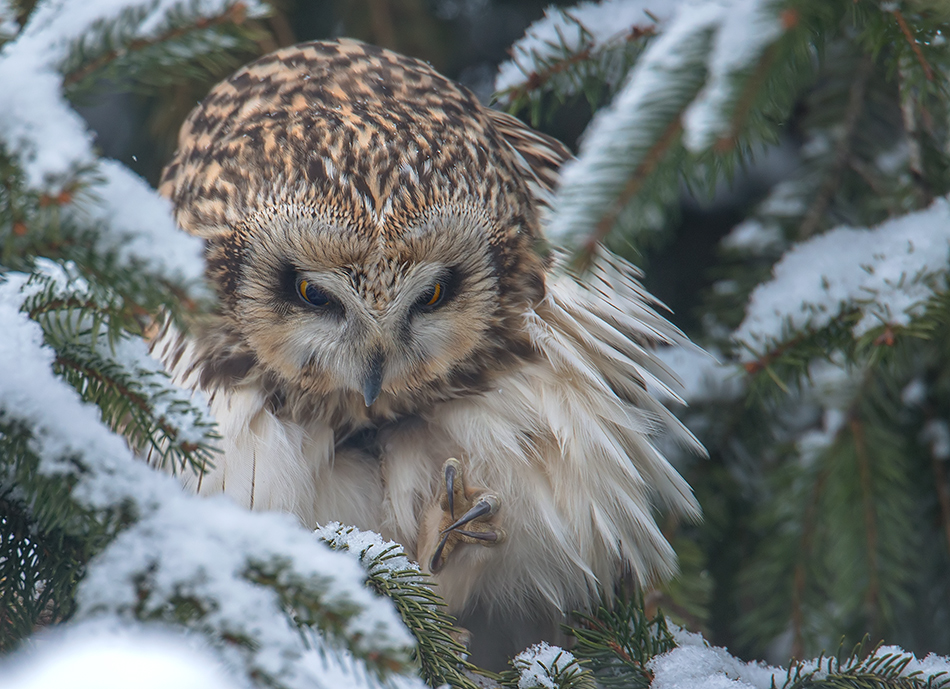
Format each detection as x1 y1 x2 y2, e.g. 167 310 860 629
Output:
424 282 443 307
298 279 330 307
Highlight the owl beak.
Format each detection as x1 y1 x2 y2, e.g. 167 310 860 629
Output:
362 350 384 407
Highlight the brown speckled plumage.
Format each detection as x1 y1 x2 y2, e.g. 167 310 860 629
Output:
159 38 569 423
160 39 557 285
154 39 701 666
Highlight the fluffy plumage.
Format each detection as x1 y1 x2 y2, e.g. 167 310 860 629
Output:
153 38 702 661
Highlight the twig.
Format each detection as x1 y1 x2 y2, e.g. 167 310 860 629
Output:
930 438 950 559
848 157 889 197
850 415 881 638
743 332 808 376
501 24 656 105
62 3 248 87
573 117 683 271
897 63 934 207
791 467 828 659
797 55 874 240
716 43 778 152
892 9 933 81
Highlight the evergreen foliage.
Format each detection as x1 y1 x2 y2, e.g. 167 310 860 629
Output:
3 0 950 687
497 0 950 668
566 594 677 688
317 523 480 689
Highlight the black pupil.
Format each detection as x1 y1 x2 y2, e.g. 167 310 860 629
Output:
304 282 329 306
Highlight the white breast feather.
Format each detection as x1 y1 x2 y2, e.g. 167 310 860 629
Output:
152 250 702 615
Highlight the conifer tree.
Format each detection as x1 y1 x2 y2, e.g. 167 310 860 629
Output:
495 0 950 666
3 0 950 688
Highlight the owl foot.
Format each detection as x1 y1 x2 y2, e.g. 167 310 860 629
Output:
428 458 505 573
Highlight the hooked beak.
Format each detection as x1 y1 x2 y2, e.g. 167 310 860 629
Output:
362 350 384 407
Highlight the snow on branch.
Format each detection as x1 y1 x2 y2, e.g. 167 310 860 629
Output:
0 273 417 689
494 0 676 107
508 642 591 689
649 629 950 689
76 160 206 285
3 624 240 689
0 0 266 283
541 0 786 254
318 523 478 689
734 197 950 357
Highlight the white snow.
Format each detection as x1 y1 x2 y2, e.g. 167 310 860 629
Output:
0 0 264 282
923 420 950 460
682 0 783 151
653 345 743 404
317 522 421 582
721 219 784 254
511 642 581 689
27 258 214 447
652 623 950 689
78 495 415 688
0 624 240 689
0 270 416 689
901 378 926 406
78 160 206 283
540 0 788 245
495 0 676 99
546 1 724 244
650 633 780 688
735 197 950 354
758 180 808 218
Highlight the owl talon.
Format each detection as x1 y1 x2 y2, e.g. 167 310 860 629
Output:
442 496 499 533
444 459 459 520
429 533 452 573
424 459 504 573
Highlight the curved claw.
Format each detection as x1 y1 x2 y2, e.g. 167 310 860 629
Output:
444 460 458 520
429 532 451 573
441 495 499 534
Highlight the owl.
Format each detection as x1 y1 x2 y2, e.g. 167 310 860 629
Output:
152 38 702 663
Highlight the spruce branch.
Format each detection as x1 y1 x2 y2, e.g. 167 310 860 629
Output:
850 415 882 639
780 639 950 689
891 9 934 83
499 643 596 689
797 54 875 240
18 265 218 475
575 117 683 270
497 15 657 122
791 467 830 660
61 1 263 94
928 430 950 560
316 523 481 689
897 61 934 207
564 593 677 688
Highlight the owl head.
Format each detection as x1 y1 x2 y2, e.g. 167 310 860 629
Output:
160 39 569 416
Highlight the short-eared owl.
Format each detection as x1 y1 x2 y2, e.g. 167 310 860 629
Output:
153 38 702 662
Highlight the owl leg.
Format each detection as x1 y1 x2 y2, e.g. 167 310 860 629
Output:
428 458 505 573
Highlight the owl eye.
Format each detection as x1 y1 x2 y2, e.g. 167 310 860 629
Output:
297 279 330 307
417 281 445 309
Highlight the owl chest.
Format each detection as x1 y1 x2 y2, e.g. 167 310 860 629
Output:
313 403 544 557
302 414 459 546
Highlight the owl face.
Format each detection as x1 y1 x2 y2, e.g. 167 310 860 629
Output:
233 204 507 407
161 39 555 413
